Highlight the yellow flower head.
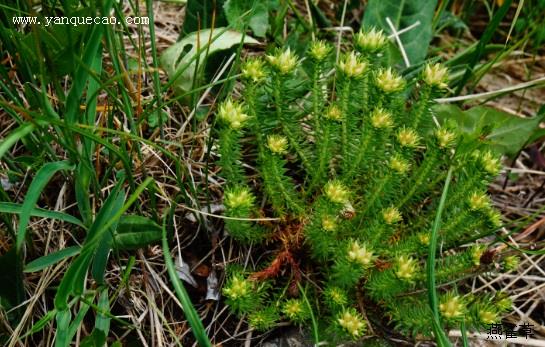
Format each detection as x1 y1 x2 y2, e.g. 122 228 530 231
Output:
347 240 374 267
241 58 266 82
481 150 502 176
224 187 254 209
503 255 520 271
487 209 503 228
382 206 402 225
376 68 405 93
267 134 289 154
321 216 337 232
468 192 491 211
390 154 410 174
218 99 249 129
496 294 513 311
478 309 498 325
337 309 366 338
417 232 430 245
370 108 393 129
471 244 486 266
423 63 449 89
266 48 298 75
326 287 348 306
395 255 418 281
325 104 343 121
223 276 251 300
397 127 420 148
324 180 350 204
309 40 331 61
338 51 367 78
355 27 388 52
435 128 457 149
282 299 304 320
439 294 465 320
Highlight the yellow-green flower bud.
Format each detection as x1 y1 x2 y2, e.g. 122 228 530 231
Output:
390 154 410 173
282 299 305 321
322 216 337 232
224 187 254 209
417 232 430 245
471 244 486 266
347 240 374 267
423 63 449 89
267 134 288 154
382 206 402 225
325 104 343 121
324 180 350 204
241 58 266 82
338 52 367 78
397 127 420 148
337 309 366 338
487 209 503 228
266 48 298 75
439 294 465 320
478 309 498 325
325 287 348 306
308 40 331 61
223 275 251 300
218 99 249 129
496 294 513 311
468 192 491 211
370 108 393 129
481 150 502 176
376 68 405 93
503 255 520 271
435 128 457 148
395 255 418 281
355 27 388 52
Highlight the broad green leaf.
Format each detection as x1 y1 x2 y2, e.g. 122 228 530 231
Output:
0 202 85 228
224 0 270 37
64 300 92 347
80 330 106 347
95 288 111 336
54 249 94 310
113 215 162 250
54 309 72 347
77 289 109 347
16 161 75 252
24 246 82 273
363 0 438 66
88 181 125 285
434 104 545 156
160 28 258 94
75 157 93 227
55 177 153 310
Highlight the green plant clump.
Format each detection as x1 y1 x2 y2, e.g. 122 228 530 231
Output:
215 28 516 343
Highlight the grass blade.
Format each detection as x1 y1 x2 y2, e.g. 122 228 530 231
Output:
454 0 513 95
0 202 85 228
0 123 34 161
427 166 454 347
162 209 212 347
16 161 74 252
24 246 81 273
